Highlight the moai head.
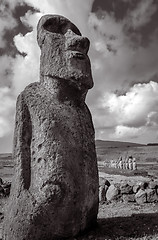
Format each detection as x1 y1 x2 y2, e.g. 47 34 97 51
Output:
37 15 93 92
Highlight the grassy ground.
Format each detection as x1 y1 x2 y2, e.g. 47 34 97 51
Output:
1 148 158 240
1 197 158 240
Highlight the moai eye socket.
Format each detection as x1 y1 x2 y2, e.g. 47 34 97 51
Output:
37 15 82 48
43 18 59 33
43 17 81 36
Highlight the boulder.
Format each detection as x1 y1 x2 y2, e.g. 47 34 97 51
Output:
148 181 158 189
0 185 4 194
0 212 4 220
3 186 11 196
104 179 110 187
133 184 140 193
154 180 158 188
139 181 148 190
106 184 120 201
146 189 158 203
99 185 108 202
135 189 147 204
123 194 135 203
99 177 105 187
134 181 148 191
0 178 3 185
120 183 133 194
99 178 110 187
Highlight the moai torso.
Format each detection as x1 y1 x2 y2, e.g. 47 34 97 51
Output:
3 15 99 240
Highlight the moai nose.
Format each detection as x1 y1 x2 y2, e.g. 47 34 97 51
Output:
65 29 90 54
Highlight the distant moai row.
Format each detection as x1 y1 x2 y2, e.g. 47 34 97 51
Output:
104 156 137 171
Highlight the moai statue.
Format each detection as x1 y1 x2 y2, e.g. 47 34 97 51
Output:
119 160 123 169
111 160 114 168
123 159 126 169
3 15 99 240
129 158 133 170
113 160 117 168
133 158 137 170
118 157 121 169
125 159 129 170
116 160 119 169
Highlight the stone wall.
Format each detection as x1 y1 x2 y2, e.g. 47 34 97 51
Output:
2 176 158 206
0 178 11 197
99 177 158 204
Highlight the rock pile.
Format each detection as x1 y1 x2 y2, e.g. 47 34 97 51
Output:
99 177 158 204
0 178 11 197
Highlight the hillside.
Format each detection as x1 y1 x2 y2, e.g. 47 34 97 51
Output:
0 153 12 159
96 140 145 149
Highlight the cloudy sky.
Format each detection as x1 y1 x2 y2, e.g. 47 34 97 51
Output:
0 0 158 152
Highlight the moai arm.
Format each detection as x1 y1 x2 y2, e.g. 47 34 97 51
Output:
13 93 32 191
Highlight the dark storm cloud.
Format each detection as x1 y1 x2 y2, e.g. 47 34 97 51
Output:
92 0 138 20
1 0 158 151
0 3 37 57
92 0 158 48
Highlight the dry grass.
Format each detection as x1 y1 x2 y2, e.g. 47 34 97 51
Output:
1 148 158 240
72 202 158 240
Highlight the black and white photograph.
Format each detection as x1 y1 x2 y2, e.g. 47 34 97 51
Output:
0 0 158 239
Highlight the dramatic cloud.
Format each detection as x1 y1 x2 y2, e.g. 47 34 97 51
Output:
0 0 19 48
112 126 143 140
0 55 14 88
106 81 158 127
10 0 158 99
0 87 15 138
13 29 40 95
128 0 157 29
94 81 158 142
1 0 158 152
22 0 94 34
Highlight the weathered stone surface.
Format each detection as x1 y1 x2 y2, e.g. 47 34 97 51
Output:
0 178 3 185
3 15 99 240
0 180 11 197
146 189 158 203
139 181 148 190
99 186 105 202
99 177 105 187
99 185 108 202
122 194 135 203
133 184 140 193
154 180 158 187
120 183 133 194
0 185 4 195
135 189 147 204
2 182 11 197
106 184 120 201
148 181 158 189
104 179 110 187
99 177 110 187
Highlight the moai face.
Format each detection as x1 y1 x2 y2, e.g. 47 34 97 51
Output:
37 15 93 91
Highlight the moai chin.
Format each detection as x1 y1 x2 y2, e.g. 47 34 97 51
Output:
3 15 99 240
